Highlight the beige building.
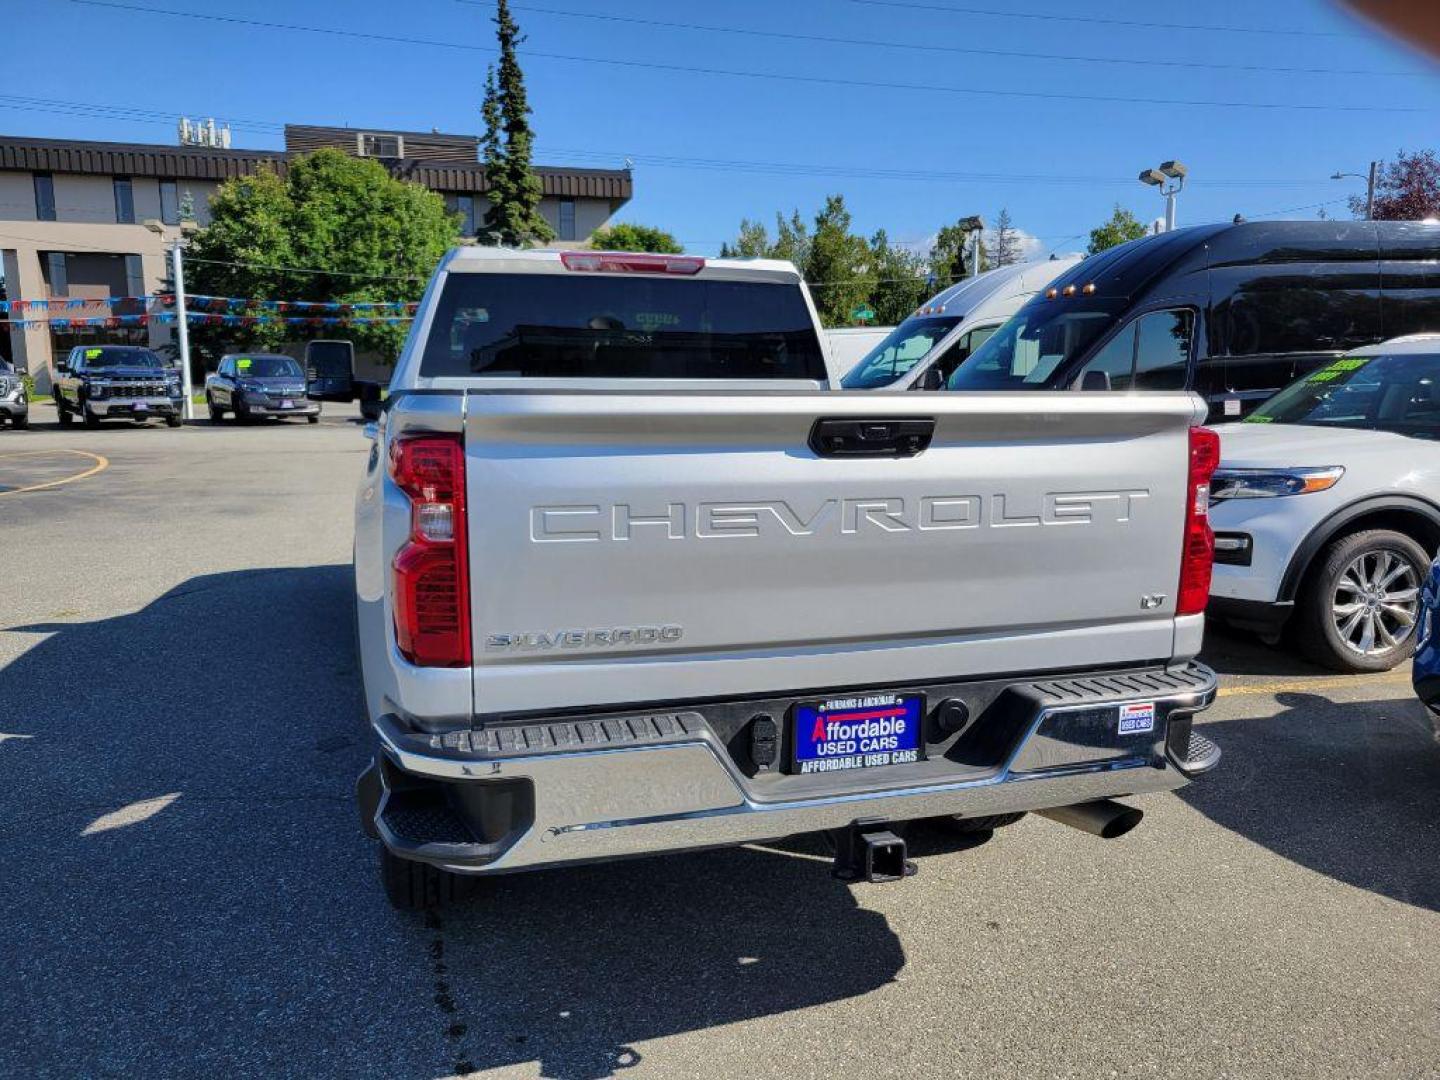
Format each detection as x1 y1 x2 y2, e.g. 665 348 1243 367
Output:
0 126 632 388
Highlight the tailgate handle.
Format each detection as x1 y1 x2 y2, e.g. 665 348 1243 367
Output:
809 417 935 458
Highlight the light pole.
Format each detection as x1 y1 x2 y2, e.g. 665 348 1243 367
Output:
954 215 985 279
170 242 194 421
1139 160 1187 232
1331 161 1379 220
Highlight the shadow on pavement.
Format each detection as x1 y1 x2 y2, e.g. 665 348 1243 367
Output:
1199 621 1332 679
0 566 905 1079
1178 690 1440 914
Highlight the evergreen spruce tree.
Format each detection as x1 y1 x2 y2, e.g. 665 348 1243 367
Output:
480 0 553 246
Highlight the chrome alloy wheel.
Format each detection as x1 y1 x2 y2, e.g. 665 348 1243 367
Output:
1331 549 1420 657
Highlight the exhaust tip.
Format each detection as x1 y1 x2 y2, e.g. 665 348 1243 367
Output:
1036 799 1144 840
1097 804 1144 839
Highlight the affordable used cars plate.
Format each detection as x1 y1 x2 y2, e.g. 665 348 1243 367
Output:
790 692 925 774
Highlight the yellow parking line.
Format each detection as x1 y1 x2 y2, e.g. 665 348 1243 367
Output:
1216 670 1412 697
0 449 109 497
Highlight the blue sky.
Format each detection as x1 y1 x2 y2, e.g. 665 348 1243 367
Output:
7 0 1440 256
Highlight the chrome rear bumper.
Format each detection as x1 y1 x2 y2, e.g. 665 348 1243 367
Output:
366 662 1218 874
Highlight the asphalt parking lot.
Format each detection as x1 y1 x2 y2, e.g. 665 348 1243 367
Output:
3 405 1438 1080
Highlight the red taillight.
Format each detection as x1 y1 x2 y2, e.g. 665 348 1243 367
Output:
1177 425 1220 616
389 435 470 667
560 251 705 275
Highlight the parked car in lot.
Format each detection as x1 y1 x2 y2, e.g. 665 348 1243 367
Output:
0 360 27 429
352 245 1222 910
945 220 1440 421
843 257 1082 390
205 353 320 424
1208 336 1440 672
1410 559 1440 744
52 345 182 428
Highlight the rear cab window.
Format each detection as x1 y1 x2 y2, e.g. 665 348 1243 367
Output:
418 269 826 381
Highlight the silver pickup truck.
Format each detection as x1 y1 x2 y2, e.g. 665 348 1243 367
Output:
354 247 1222 910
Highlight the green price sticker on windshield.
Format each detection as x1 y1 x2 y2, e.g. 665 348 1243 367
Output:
237 357 253 371
84 348 102 359
1307 355 1370 384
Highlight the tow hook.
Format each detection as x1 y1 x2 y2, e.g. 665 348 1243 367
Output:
831 819 916 883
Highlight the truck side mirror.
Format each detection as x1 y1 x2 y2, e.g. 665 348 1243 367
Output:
918 366 945 391
1077 370 1112 392
54 360 69 375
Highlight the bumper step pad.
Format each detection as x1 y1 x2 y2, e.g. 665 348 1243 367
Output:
428 711 706 757
1175 729 1222 775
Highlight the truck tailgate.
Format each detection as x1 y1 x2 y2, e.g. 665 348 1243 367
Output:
465 391 1202 715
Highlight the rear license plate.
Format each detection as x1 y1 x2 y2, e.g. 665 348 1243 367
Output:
790 692 925 774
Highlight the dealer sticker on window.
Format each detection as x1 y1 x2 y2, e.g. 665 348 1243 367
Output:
1117 702 1156 735
791 693 924 774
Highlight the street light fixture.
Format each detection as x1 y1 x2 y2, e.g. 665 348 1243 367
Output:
1138 160 1186 232
1331 161 1379 220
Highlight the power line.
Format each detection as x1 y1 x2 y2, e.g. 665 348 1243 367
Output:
453 0 1419 79
847 0 1351 38
67 0 1423 114
0 94 1323 190
182 255 427 281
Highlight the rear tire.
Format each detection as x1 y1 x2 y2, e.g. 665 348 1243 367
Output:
165 413 182 428
379 847 471 911
207 394 223 421
306 413 319 424
1293 528 1428 673
11 415 27 430
938 812 1027 833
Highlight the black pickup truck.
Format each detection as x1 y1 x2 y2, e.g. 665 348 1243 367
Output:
53 345 183 428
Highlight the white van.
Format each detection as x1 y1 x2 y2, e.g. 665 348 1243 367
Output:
841 256 1083 390
824 326 894 374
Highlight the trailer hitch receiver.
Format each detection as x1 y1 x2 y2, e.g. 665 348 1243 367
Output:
832 819 916 883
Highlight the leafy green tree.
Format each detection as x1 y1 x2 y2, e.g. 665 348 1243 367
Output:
186 150 458 363
1087 203 1148 254
479 0 553 246
929 217 988 287
805 195 873 327
589 223 683 253
867 230 930 325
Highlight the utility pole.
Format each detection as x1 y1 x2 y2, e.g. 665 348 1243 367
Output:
1331 161 1381 219
170 242 194 421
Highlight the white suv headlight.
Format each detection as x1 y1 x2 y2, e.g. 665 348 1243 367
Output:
1211 466 1344 500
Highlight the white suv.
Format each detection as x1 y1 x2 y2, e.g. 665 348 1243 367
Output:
1209 335 1440 672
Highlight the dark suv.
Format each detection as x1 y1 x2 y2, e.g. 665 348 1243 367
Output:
53 345 182 428
205 353 320 424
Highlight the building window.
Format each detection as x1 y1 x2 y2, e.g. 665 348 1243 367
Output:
34 173 55 221
114 177 135 224
446 194 476 235
124 254 144 299
44 252 68 297
558 198 576 242
358 133 402 157
160 180 180 225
